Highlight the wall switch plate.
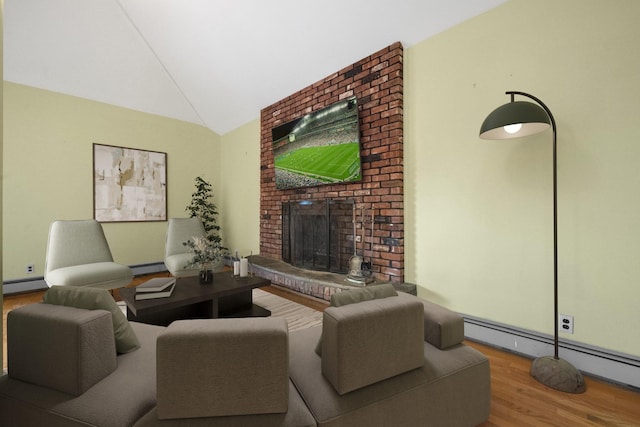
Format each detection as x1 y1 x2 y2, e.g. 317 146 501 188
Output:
559 314 574 334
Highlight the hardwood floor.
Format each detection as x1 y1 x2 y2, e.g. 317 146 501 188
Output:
466 340 640 426
3 275 639 426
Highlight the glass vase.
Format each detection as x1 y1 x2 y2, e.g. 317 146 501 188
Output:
199 264 213 284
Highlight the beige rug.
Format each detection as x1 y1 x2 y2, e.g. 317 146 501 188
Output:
252 288 323 332
118 289 323 332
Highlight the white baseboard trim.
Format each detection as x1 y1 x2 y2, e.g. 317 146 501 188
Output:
464 314 640 390
2 262 168 295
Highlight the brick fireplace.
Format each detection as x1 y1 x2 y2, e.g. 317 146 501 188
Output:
259 42 404 285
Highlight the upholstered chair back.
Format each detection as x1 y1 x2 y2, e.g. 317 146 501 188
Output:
46 219 114 272
44 219 133 289
165 217 206 258
164 217 207 277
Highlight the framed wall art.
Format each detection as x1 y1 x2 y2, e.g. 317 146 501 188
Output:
93 143 167 222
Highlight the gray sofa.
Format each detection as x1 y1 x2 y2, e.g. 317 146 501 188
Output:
0 286 490 426
289 292 491 426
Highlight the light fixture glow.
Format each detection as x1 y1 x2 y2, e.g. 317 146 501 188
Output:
504 123 522 134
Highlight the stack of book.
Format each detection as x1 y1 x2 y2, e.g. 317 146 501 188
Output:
135 277 176 300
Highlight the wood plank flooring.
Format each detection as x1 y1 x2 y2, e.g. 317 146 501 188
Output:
3 274 639 426
466 340 640 426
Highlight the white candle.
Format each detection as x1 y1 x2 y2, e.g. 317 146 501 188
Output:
233 261 240 276
240 258 249 277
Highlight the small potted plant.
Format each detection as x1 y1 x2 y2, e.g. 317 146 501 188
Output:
184 236 224 284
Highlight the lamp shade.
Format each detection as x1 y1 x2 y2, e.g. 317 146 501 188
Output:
479 101 551 140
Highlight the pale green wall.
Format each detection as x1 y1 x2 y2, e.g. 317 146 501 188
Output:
219 119 261 258
405 0 640 356
3 82 221 280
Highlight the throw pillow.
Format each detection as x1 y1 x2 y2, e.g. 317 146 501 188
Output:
43 286 140 354
315 283 398 356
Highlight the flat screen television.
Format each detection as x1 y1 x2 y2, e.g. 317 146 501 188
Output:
272 96 361 190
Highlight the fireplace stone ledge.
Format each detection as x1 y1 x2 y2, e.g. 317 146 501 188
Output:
248 255 415 302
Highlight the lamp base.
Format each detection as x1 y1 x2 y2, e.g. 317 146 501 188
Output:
530 356 586 393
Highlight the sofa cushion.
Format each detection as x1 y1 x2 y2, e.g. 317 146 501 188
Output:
315 283 397 355
321 296 424 395
43 286 140 353
396 292 465 349
330 283 398 307
7 303 117 396
133 381 317 427
46 261 133 289
156 317 289 420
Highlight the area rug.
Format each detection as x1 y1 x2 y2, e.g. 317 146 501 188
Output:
118 289 323 332
252 288 323 332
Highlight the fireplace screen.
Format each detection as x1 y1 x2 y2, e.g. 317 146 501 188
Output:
282 199 353 273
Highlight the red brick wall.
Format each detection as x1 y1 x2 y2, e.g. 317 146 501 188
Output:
260 42 404 284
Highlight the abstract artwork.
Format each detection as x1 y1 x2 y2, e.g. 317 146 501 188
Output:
93 143 167 222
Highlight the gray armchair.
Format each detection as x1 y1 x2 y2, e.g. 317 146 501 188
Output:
164 217 206 277
44 219 133 290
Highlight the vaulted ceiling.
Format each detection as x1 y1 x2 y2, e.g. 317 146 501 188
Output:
5 0 506 135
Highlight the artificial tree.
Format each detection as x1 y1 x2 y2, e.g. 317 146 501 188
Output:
185 176 224 250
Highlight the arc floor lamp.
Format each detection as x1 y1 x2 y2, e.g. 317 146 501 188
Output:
479 91 586 394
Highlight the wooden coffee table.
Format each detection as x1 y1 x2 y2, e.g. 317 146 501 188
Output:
119 271 271 326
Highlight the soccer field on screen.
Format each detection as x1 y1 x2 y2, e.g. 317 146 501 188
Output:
274 143 361 182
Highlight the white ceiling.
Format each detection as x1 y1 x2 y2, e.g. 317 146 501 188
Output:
5 0 507 135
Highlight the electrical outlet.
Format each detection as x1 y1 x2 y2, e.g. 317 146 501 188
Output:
26 264 35 274
559 314 574 334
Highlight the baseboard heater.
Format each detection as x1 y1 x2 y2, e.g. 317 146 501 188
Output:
463 314 640 390
2 262 168 295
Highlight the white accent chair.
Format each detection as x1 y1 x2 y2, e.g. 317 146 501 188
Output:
164 217 206 277
44 219 133 290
